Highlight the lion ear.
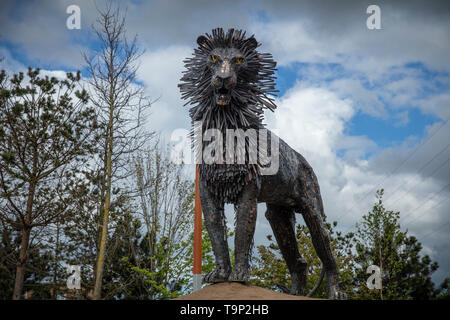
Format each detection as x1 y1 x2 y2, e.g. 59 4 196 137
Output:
246 36 258 51
197 36 209 48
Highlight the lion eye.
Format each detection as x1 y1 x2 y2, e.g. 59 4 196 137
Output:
211 55 218 62
236 57 244 64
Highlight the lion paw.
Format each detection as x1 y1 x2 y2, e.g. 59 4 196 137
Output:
228 266 249 282
328 286 347 300
203 268 230 284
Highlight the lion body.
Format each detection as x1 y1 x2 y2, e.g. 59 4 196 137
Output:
179 28 346 299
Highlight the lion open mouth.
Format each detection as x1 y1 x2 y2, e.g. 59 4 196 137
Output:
215 87 231 105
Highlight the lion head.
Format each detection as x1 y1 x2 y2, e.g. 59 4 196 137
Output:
179 28 278 203
179 28 278 132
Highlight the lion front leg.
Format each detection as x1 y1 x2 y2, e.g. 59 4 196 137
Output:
199 178 231 283
229 182 258 282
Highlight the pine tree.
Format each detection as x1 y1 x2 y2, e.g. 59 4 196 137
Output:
0 222 16 299
353 189 439 300
250 220 356 298
0 68 97 299
61 172 141 299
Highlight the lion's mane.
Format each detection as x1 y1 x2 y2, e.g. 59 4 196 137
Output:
179 28 278 203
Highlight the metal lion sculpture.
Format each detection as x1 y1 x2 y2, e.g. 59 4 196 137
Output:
179 28 346 299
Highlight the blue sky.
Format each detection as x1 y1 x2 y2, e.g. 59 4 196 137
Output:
1 0 449 287
276 61 446 154
5 36 442 152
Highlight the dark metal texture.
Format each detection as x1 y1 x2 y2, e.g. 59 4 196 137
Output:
179 28 346 299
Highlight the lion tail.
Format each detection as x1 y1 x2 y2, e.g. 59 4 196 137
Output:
307 267 326 297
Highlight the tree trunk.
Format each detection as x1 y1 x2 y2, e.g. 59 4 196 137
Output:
12 181 35 300
52 219 60 299
379 246 383 300
93 92 114 300
12 226 31 300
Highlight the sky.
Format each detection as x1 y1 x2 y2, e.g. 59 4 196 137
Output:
1 0 449 286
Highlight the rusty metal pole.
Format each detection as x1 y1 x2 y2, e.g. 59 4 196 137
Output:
193 164 202 291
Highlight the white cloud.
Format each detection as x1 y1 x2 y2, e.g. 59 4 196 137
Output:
263 83 450 260
269 86 355 159
416 93 450 119
136 45 192 135
2 0 449 285
0 47 26 72
251 21 330 66
329 78 387 118
265 85 377 226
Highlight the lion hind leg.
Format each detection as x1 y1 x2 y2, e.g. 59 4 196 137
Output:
299 187 347 299
265 204 307 296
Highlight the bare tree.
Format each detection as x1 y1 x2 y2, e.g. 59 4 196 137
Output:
83 3 152 299
131 140 195 298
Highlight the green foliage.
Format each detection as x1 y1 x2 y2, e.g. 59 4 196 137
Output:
0 67 98 299
250 220 356 298
0 224 16 299
119 145 195 299
353 189 439 300
0 223 58 300
0 67 446 300
434 278 450 300
251 189 442 300
43 142 202 300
